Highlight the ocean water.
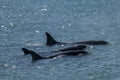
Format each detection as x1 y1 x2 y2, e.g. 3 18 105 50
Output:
0 0 120 80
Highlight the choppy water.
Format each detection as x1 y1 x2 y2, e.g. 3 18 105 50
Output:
0 0 120 80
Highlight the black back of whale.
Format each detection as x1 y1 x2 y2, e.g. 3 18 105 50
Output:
22 48 89 61
57 45 87 52
48 50 89 58
22 45 87 55
45 32 108 46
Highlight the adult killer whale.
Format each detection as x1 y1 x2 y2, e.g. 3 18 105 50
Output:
45 32 109 46
23 45 87 55
22 48 89 61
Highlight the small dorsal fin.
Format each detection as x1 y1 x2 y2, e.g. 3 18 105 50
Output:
45 32 59 46
30 50 46 61
22 48 31 55
21 48 45 61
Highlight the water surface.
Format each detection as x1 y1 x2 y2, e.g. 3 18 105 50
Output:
0 0 120 80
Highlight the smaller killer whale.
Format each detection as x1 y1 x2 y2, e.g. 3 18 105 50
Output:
22 48 90 61
55 45 87 52
45 32 109 46
23 45 87 55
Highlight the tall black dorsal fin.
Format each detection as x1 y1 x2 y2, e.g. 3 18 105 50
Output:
45 32 59 45
21 48 46 61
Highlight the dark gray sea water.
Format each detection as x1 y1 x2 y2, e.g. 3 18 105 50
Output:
0 0 120 80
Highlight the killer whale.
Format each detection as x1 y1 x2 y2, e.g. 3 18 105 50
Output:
55 45 87 52
22 48 89 61
45 32 109 46
23 45 87 55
